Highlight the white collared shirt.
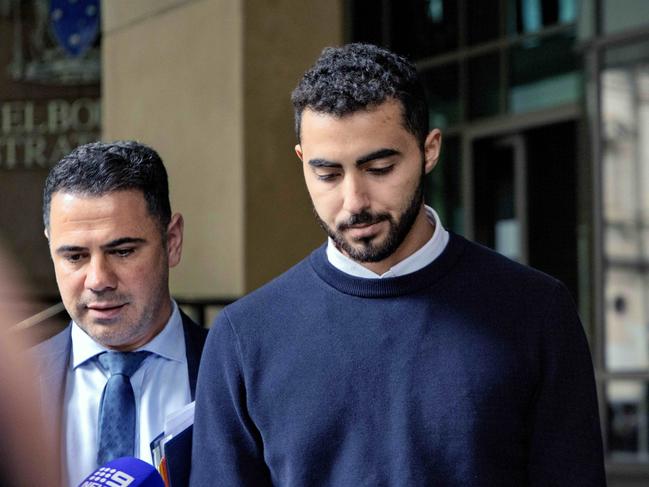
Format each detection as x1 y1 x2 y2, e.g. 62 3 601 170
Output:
326 205 449 278
62 301 191 487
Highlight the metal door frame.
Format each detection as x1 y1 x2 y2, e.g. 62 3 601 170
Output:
460 103 580 248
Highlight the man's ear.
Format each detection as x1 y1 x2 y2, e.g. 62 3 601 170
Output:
44 228 49 240
166 213 184 268
423 129 442 174
295 144 304 162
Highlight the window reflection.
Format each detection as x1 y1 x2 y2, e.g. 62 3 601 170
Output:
606 269 649 371
349 0 384 46
466 0 500 45
389 0 459 59
602 43 649 373
508 0 577 35
607 381 649 461
603 0 649 34
420 62 460 128
508 30 580 113
468 52 501 119
427 0 443 23
425 136 462 234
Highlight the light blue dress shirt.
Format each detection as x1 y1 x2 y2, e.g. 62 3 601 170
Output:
62 300 191 486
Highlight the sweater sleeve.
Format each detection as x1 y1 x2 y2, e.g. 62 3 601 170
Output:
527 282 606 486
190 310 272 486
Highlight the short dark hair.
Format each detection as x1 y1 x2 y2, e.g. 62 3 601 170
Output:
43 141 171 233
291 43 429 145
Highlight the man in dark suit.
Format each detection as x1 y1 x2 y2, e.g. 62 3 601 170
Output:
35 141 207 486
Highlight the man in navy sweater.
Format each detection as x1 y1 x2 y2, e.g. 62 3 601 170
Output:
191 43 606 486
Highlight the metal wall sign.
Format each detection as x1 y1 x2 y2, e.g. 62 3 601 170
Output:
0 0 101 295
50 0 100 58
5 0 100 85
0 1 101 171
0 98 100 168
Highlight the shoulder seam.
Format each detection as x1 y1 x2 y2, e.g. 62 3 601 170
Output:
220 308 247 381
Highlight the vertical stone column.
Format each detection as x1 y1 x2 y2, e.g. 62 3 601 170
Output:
102 0 342 297
102 0 245 297
242 0 343 290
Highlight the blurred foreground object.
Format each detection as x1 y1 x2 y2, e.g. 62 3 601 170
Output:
0 246 59 486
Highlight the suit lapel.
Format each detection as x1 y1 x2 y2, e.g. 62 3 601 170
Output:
35 313 206 463
180 310 207 400
34 325 71 477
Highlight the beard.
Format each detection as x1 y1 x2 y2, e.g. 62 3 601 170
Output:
314 173 425 263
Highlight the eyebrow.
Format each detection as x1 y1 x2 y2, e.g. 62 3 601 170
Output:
308 148 401 169
308 158 340 168
55 237 146 255
55 245 86 255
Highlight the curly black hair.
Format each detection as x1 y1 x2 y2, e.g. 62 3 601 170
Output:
43 140 171 234
291 43 429 145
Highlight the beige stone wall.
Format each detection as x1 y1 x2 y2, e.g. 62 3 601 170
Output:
243 0 344 290
102 0 245 297
102 0 343 297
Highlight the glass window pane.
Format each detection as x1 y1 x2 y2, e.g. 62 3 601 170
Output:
425 136 462 234
606 380 649 461
602 41 649 372
508 30 581 114
420 62 460 128
602 44 649 263
350 0 385 46
507 0 579 34
576 0 595 41
471 136 517 259
525 121 579 300
603 0 649 35
508 0 577 35
605 268 649 371
467 52 501 120
466 0 501 45
389 0 459 60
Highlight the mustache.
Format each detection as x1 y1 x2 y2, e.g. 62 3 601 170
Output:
337 211 391 232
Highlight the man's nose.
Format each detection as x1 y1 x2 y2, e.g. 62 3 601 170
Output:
342 174 370 215
84 255 117 293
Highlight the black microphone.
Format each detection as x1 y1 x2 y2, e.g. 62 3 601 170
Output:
78 457 164 487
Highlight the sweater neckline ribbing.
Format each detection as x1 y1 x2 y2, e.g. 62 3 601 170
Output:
308 232 467 298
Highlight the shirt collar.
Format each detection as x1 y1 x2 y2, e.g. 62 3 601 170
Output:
70 300 186 369
326 205 450 279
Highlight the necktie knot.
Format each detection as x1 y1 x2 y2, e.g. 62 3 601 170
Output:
97 351 150 378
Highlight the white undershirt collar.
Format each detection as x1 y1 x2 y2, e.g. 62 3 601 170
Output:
326 205 449 278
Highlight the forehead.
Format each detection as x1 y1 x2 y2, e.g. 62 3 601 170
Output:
299 99 414 153
48 190 156 241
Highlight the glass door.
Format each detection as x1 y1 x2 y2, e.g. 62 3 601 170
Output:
469 120 579 299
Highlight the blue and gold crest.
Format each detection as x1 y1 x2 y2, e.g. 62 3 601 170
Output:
50 0 100 58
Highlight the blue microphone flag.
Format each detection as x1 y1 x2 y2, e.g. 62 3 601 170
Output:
78 457 165 487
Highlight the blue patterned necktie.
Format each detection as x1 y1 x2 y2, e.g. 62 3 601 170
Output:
96 351 151 465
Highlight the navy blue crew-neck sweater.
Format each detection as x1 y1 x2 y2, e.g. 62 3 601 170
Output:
190 234 605 486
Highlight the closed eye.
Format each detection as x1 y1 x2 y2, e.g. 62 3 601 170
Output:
64 253 87 263
314 168 342 181
317 173 341 182
109 248 136 258
366 165 394 175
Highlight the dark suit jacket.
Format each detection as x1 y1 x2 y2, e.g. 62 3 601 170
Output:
32 309 207 472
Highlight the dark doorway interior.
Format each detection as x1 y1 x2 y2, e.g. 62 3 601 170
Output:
472 120 578 301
